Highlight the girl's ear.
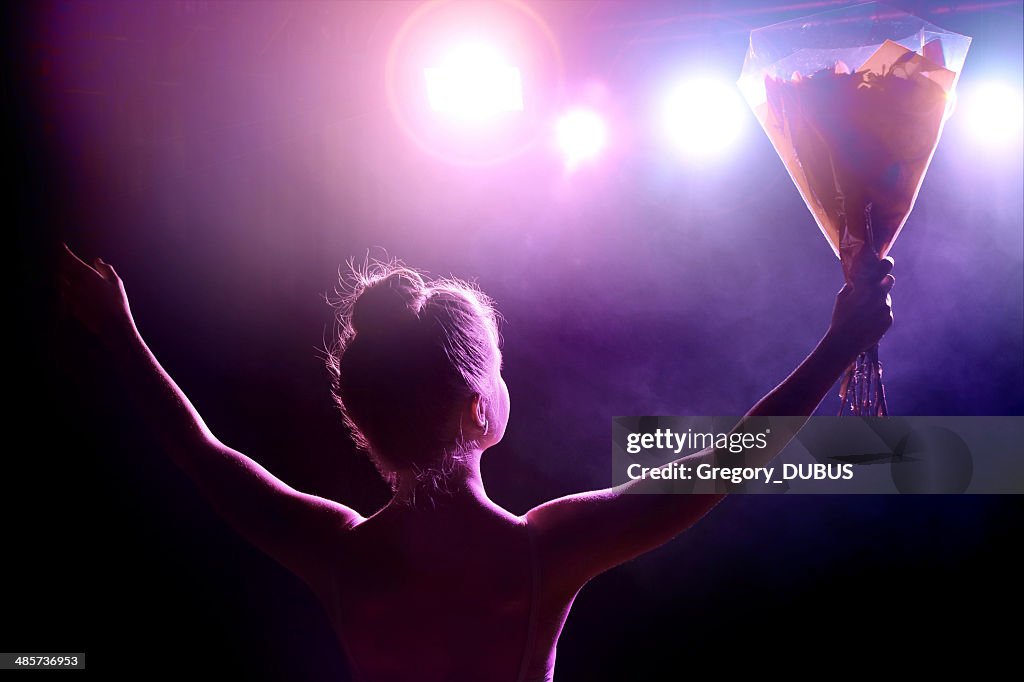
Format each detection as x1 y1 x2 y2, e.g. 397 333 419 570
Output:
472 393 487 428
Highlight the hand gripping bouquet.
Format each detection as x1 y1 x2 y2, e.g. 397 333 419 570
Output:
737 2 970 415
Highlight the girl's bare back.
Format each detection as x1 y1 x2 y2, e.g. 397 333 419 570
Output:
322 502 544 682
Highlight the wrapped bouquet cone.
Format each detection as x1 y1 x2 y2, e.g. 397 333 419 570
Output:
737 2 971 415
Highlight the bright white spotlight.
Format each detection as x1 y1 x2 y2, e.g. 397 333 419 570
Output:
962 81 1024 146
424 43 523 120
662 77 746 157
557 109 607 167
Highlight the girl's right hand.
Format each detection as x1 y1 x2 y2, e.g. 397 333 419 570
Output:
59 243 137 342
826 256 895 357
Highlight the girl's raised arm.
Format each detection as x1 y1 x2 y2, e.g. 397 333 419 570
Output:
525 258 895 594
59 244 363 595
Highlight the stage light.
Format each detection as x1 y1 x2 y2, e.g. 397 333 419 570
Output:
662 77 747 157
424 43 523 120
961 80 1024 146
556 109 607 167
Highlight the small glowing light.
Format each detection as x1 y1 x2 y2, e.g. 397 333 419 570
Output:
944 88 958 121
961 81 1024 145
556 109 607 167
662 77 747 157
424 43 523 120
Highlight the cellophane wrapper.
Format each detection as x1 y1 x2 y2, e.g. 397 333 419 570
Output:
737 2 970 414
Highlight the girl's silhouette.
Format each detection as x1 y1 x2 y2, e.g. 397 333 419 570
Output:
59 245 894 682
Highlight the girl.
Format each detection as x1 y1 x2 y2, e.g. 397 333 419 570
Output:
59 244 893 682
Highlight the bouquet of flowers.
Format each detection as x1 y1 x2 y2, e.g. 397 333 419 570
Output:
738 2 971 415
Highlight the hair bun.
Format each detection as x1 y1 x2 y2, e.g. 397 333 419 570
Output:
351 269 425 336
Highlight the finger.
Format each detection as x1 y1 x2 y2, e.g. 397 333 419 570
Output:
852 255 894 284
61 242 89 269
878 256 894 277
61 243 100 280
880 273 895 293
94 258 112 283
95 258 121 284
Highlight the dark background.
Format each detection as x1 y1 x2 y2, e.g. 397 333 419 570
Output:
6 1 1022 679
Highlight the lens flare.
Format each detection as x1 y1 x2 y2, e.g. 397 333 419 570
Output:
662 77 747 158
556 109 607 168
424 43 523 120
961 80 1024 146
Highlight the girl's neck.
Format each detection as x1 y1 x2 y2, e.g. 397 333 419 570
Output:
388 450 490 510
